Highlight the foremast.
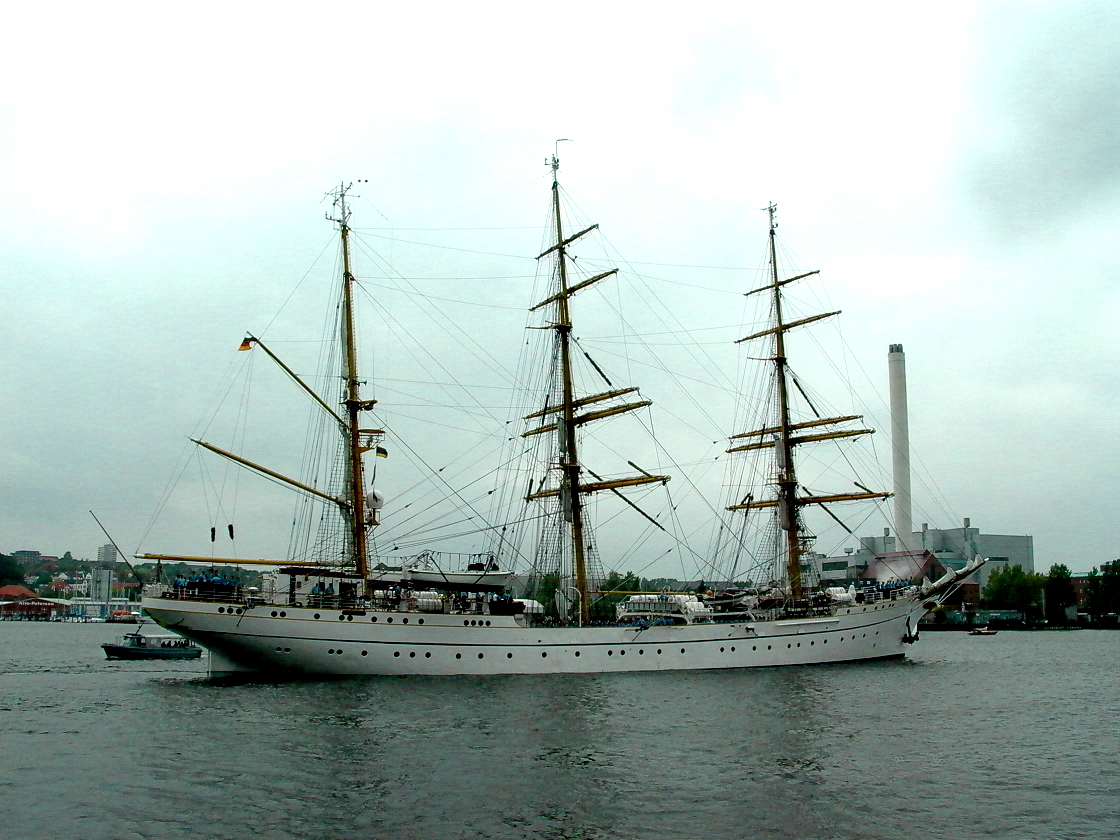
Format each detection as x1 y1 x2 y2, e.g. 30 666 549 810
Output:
728 204 888 600
329 183 372 583
525 155 668 624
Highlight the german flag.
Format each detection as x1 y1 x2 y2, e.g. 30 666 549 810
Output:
375 446 389 458
238 338 254 351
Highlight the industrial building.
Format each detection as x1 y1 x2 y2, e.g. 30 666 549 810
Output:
817 520 1035 603
814 344 1034 606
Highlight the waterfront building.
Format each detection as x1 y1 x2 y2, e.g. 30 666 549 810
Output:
0 584 69 620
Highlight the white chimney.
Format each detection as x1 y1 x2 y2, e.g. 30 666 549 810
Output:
888 344 912 547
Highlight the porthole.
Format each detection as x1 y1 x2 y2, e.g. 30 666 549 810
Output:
796 642 801 648
464 620 470 626
656 649 662 655
409 651 416 658
418 619 424 625
271 611 278 617
720 647 725 653
218 607 225 613
275 646 282 652
470 620 476 626
424 652 431 658
280 611 286 617
371 616 377 622
680 648 685 654
338 615 345 621
361 651 368 656
336 649 343 655
485 621 491 626
284 647 291 652
874 631 879 635
393 651 400 657
328 648 335 654
730 646 736 652
455 653 462 659
607 650 614 656
386 617 393 624
574 651 581 657
823 639 828 644
752 645 757 651
477 653 484 659
541 652 547 658
638 649 644 655
787 644 792 649
506 653 513 659
810 641 814 646
347 615 353 622
619 650 625 656
236 608 243 614
767 645 772 650
402 618 408 624
314 613 320 620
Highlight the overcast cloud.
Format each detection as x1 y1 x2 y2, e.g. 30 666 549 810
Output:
1 1 1116 573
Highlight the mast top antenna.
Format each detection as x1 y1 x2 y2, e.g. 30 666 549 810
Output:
762 202 778 232
549 139 571 178
326 182 359 226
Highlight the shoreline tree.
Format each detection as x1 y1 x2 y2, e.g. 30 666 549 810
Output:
982 564 1046 620
1044 564 1076 625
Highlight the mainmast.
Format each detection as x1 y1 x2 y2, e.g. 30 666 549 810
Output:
525 153 668 625
329 183 371 582
727 204 888 602
550 156 591 624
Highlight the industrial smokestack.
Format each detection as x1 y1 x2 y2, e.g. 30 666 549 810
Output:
888 344 912 548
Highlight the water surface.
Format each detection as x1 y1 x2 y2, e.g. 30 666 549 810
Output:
2 623 1116 839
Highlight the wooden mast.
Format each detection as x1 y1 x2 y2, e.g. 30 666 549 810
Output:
331 184 370 582
549 155 591 625
728 205 890 601
526 155 670 624
765 203 805 599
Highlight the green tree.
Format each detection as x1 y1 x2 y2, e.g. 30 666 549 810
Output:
1044 564 1076 624
58 551 80 573
982 565 1046 617
0 554 24 587
1085 560 1120 616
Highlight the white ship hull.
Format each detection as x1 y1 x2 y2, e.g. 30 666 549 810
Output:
142 594 925 676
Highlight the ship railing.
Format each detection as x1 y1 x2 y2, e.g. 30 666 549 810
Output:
159 585 246 605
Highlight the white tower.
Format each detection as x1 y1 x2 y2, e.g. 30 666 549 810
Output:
888 344 912 548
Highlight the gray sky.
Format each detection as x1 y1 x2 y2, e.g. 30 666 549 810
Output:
1 1 1116 573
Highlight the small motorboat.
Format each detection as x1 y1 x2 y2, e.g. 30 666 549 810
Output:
102 623 203 660
969 626 998 636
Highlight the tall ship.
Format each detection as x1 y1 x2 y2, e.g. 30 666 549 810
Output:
141 162 983 675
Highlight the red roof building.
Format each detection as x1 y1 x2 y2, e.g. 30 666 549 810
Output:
0 591 69 619
0 584 38 601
